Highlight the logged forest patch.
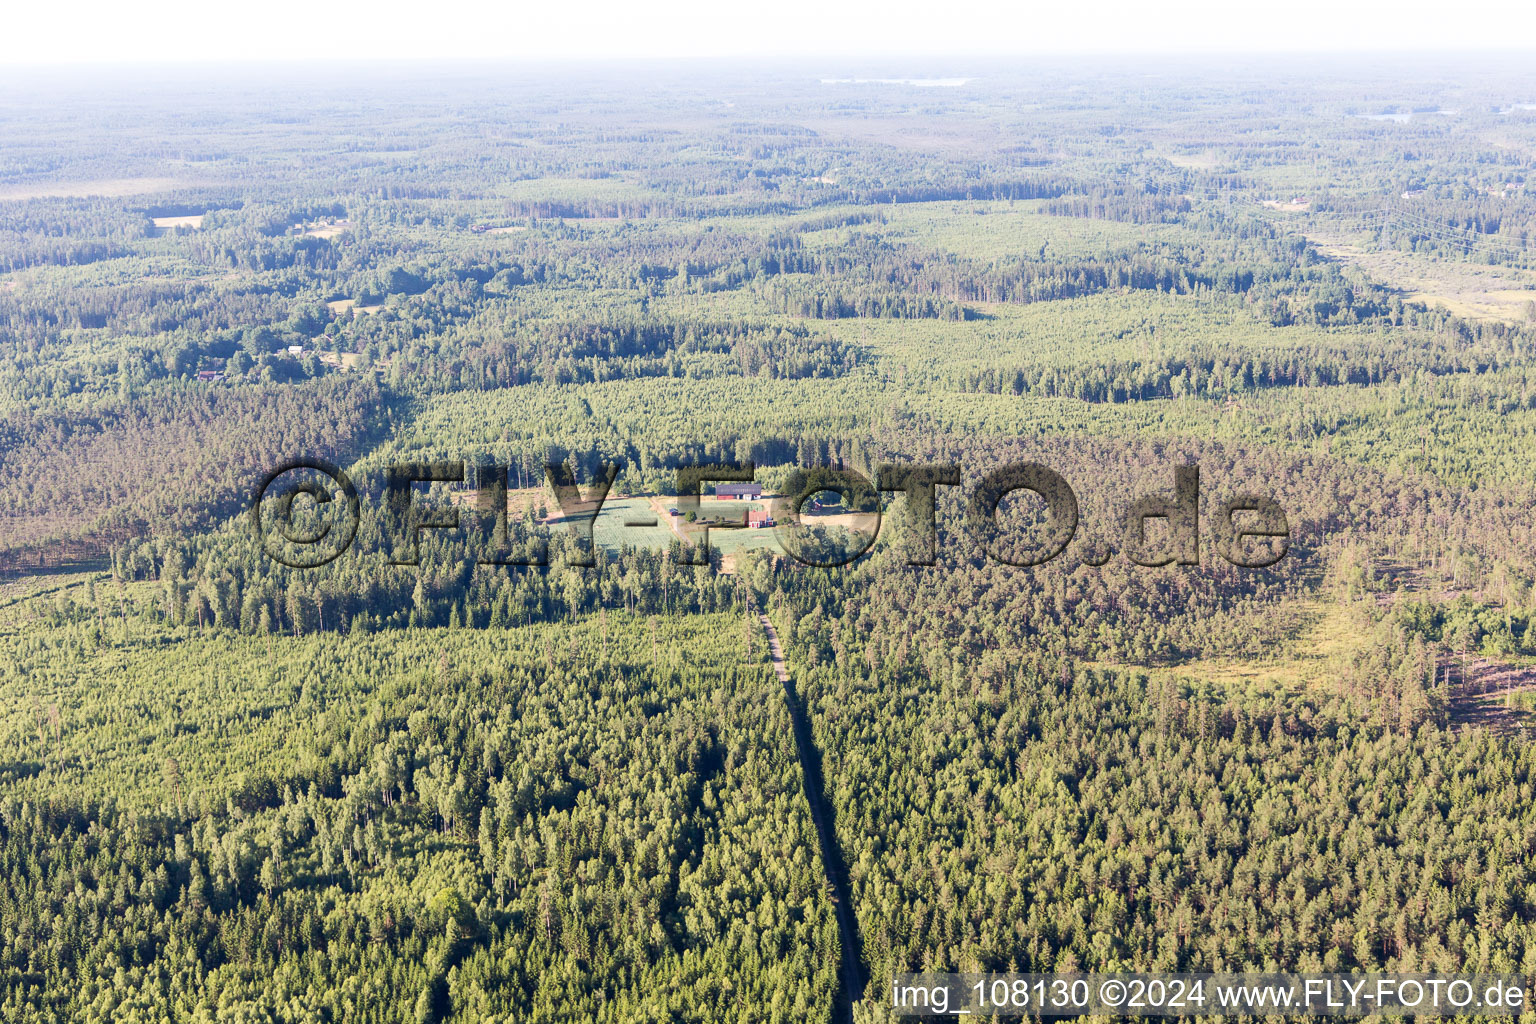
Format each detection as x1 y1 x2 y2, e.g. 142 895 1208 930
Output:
1310 235 1536 323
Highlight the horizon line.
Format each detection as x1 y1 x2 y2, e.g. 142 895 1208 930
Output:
5 47 1536 72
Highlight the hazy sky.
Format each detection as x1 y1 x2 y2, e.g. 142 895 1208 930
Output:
5 0 1535 65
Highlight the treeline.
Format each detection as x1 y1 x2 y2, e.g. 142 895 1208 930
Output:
401 318 865 390
952 319 1536 402
0 199 149 271
111 523 747 640
753 231 1407 327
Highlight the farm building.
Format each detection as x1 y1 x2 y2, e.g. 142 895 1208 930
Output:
715 482 762 500
747 509 774 527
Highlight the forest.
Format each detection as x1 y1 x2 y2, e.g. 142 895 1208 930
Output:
4 55 1536 1022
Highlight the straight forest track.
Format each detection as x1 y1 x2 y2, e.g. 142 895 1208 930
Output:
758 610 867 1023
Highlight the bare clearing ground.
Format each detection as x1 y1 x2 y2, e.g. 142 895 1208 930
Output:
1310 234 1536 323
151 215 204 234
302 220 349 238
1449 658 1536 731
1134 578 1536 731
325 299 381 316
1163 151 1221 170
1129 598 1375 692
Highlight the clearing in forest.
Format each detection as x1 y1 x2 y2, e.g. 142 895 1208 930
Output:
1310 234 1536 323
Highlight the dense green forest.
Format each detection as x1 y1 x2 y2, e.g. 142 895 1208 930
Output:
5 56 1536 1022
